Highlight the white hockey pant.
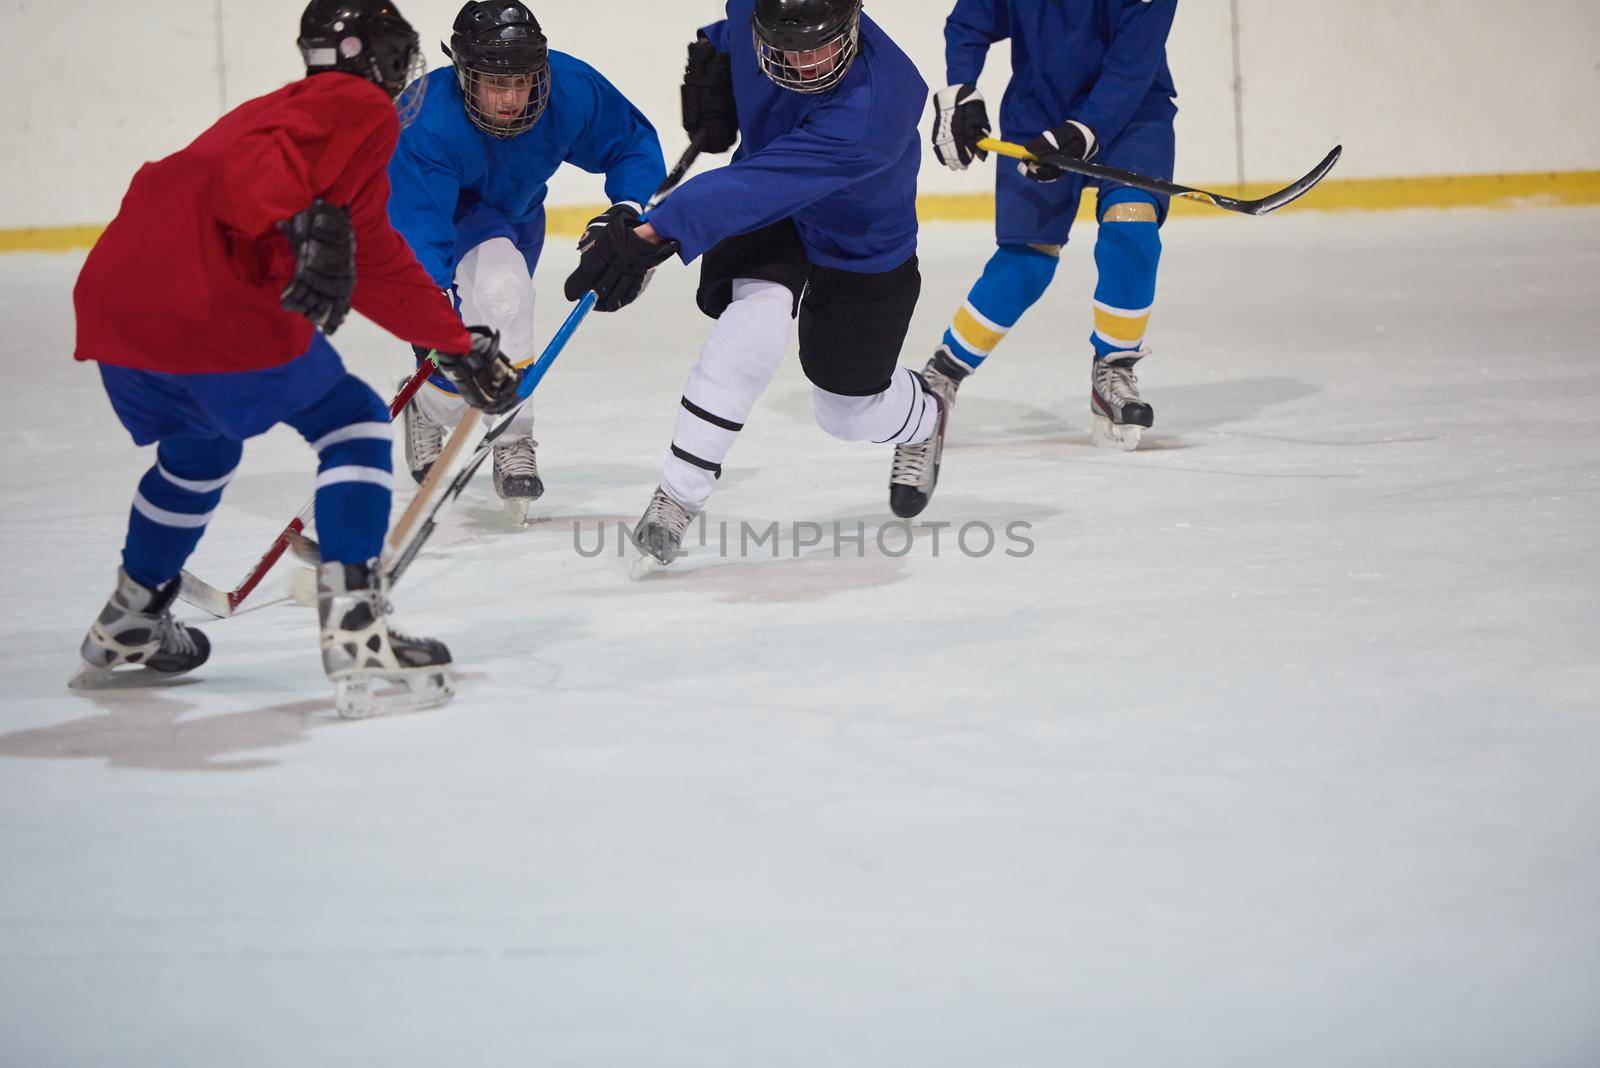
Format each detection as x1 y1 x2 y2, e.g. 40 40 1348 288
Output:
660 278 939 512
414 237 538 438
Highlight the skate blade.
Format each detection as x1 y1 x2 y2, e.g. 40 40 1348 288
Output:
334 668 455 720
67 662 114 690
1092 415 1144 452
289 567 319 608
627 542 669 581
68 662 198 691
502 498 533 525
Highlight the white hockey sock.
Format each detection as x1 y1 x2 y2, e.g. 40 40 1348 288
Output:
661 279 793 511
813 367 937 446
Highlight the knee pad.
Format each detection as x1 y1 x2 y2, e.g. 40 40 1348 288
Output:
474 268 535 326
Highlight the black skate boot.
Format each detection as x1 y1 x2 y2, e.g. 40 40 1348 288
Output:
401 375 444 484
70 568 211 688
492 436 544 522
888 356 959 519
318 560 454 718
628 486 696 579
1090 348 1155 452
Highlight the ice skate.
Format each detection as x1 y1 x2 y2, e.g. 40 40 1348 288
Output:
492 436 544 523
628 486 696 579
318 560 454 718
400 375 444 484
1090 348 1154 452
70 568 211 689
888 358 957 519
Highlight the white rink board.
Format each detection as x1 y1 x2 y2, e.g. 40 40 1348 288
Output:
1 209 1599 1066
5 1 1600 227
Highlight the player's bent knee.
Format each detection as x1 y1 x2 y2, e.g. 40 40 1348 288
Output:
812 387 875 442
1101 201 1159 224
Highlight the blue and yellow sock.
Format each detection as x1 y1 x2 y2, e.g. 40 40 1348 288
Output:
941 244 1060 371
1090 190 1163 360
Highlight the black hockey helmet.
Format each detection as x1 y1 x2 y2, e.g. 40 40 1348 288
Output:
444 1 551 137
752 0 862 94
298 0 428 127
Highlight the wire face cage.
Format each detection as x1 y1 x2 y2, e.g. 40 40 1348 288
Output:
454 61 550 137
752 13 861 94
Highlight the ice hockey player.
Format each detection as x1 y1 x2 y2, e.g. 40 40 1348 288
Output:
387 1 667 522
891 0 1178 509
69 0 525 716
562 0 936 572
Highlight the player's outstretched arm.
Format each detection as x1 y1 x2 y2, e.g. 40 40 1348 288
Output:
345 167 474 356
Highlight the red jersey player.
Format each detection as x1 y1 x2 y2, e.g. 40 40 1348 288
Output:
70 0 523 717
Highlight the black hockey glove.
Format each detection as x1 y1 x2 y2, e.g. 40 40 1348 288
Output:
1020 121 1099 183
279 199 357 334
563 204 680 314
433 327 522 415
682 34 738 154
931 83 990 171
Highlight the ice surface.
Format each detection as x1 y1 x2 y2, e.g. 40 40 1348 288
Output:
1 210 1598 1066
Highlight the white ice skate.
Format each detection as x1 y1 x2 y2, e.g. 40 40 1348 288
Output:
318 561 454 718
628 486 696 580
400 375 445 484
889 361 956 519
1091 348 1155 452
70 568 211 689
492 436 544 523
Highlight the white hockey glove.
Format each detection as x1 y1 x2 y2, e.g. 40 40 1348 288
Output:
931 83 991 171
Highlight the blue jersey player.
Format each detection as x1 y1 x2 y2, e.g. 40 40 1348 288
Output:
386 1 665 520
897 0 1178 479
562 0 941 570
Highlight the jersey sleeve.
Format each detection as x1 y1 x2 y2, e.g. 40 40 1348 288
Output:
348 153 473 355
561 63 669 209
387 123 466 288
945 0 1010 86
646 95 900 264
212 88 385 238
1072 0 1177 144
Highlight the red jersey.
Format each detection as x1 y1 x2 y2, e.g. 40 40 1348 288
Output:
74 74 472 374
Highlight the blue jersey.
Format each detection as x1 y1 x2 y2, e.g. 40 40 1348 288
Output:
648 1 927 274
946 0 1177 144
389 53 666 287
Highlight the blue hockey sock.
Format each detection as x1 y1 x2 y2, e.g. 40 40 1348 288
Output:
941 244 1059 371
286 375 393 566
1090 190 1163 359
122 436 243 589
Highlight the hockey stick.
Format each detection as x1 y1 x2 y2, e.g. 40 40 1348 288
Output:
182 142 708 614
977 137 1344 217
385 290 597 586
175 360 437 618
381 145 704 586
300 136 707 560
